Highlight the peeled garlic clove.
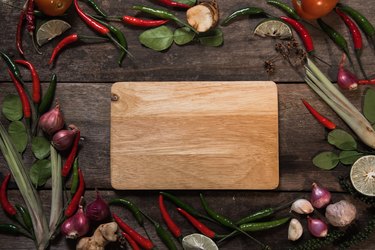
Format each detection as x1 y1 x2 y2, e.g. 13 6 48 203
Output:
291 199 314 214
288 218 303 241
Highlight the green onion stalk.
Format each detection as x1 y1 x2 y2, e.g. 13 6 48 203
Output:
0 122 49 249
304 58 375 149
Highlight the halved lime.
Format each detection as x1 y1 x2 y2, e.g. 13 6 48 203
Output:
182 234 218 250
36 19 71 46
350 155 375 196
254 18 293 39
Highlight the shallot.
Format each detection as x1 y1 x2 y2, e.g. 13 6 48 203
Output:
39 104 64 135
307 217 328 238
337 54 358 91
52 129 76 151
310 182 331 208
61 201 89 239
86 190 110 222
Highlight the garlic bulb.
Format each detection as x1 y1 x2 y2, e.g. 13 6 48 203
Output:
325 200 357 227
288 218 303 241
291 199 314 214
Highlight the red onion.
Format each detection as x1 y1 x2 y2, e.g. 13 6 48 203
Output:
39 104 64 135
307 217 328 238
86 190 110 222
337 54 358 91
52 129 76 151
61 202 89 239
310 182 331 209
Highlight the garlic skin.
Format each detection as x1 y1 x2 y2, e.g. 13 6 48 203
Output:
291 199 314 214
288 218 303 241
325 200 357 227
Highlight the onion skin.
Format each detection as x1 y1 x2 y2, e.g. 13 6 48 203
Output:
52 129 76 151
39 104 64 135
310 182 331 209
61 205 89 239
307 217 328 238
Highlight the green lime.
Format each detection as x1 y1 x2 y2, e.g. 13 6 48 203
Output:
36 19 71 46
254 18 293 39
182 233 218 250
350 155 375 196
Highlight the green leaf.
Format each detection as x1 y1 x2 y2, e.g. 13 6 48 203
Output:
339 150 364 165
174 27 196 45
363 88 375 124
327 129 357 150
174 0 196 6
32 136 51 160
139 26 174 51
8 121 27 153
2 94 23 121
198 29 224 47
30 159 52 187
312 151 339 170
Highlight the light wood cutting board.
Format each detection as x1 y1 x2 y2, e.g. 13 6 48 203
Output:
110 81 279 190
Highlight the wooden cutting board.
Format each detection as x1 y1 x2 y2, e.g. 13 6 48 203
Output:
110 81 279 190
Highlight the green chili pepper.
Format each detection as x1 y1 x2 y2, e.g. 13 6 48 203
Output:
0 51 24 84
160 191 215 223
317 18 354 66
70 158 79 195
132 5 196 32
267 0 300 20
221 7 267 26
109 198 145 226
236 208 274 225
38 73 57 115
87 0 108 17
15 204 33 233
0 223 32 239
239 217 290 232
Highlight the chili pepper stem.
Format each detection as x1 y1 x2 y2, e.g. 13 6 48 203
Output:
355 49 368 79
106 33 134 58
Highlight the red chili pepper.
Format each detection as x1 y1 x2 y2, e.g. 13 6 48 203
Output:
122 16 169 27
8 70 31 119
16 11 25 57
121 232 141 250
62 130 80 177
15 60 40 104
280 16 314 54
74 0 109 36
49 34 79 66
64 169 85 217
156 0 191 9
25 0 35 34
358 79 375 85
302 100 336 130
1 174 17 217
158 194 182 239
177 207 216 239
113 213 155 250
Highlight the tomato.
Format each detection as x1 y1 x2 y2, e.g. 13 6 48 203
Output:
292 0 339 20
35 0 73 16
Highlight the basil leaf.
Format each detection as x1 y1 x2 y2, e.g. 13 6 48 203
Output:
339 150 363 165
174 0 196 6
30 159 52 187
32 136 51 160
8 121 28 153
312 151 339 170
2 94 23 121
328 129 357 150
363 88 375 124
139 26 174 51
174 27 196 45
198 29 223 47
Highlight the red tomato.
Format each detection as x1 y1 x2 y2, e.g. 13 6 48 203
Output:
35 0 73 16
292 0 339 20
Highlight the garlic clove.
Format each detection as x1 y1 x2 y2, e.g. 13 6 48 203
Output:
291 199 314 214
288 218 303 241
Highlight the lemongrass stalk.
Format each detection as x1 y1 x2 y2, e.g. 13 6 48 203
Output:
0 122 49 250
305 58 375 149
49 145 63 238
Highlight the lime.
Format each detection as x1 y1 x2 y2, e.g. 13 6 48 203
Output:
182 234 218 250
254 18 293 39
350 155 375 196
36 19 71 46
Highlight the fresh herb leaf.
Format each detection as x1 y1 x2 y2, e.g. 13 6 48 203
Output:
328 129 357 150
32 136 51 160
312 151 339 170
2 94 23 121
363 88 375 124
8 121 27 153
30 159 52 187
174 27 196 45
139 25 174 51
198 29 224 47
339 150 363 165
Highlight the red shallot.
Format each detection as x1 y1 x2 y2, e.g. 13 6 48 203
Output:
61 198 90 239
310 182 331 209
86 190 110 222
38 104 64 135
52 129 76 151
337 53 358 91
307 217 328 238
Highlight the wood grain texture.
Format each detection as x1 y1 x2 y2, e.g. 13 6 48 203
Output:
111 82 278 189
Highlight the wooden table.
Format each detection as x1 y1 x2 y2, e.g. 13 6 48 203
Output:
1 0 375 249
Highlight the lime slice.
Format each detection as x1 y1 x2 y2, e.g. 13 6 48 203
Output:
36 19 71 46
350 155 375 196
254 18 292 39
182 234 218 250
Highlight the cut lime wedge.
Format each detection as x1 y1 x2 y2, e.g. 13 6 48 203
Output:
182 234 218 250
254 18 292 39
350 155 375 196
36 19 71 46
